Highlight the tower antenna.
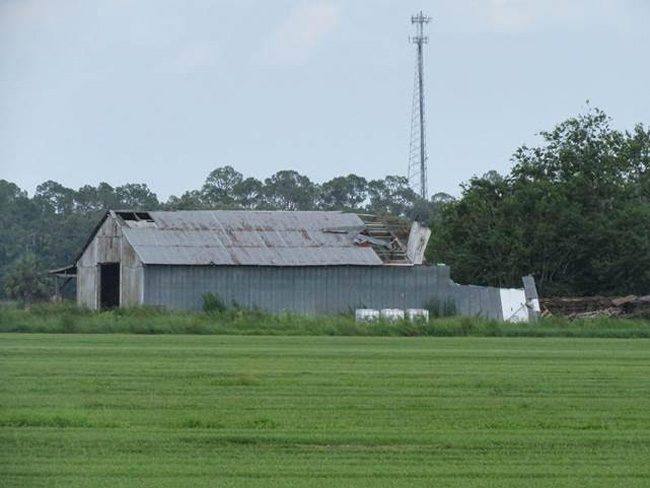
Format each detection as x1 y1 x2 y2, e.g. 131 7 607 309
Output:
407 11 431 200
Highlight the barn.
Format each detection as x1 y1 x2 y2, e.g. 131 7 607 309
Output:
53 209 535 320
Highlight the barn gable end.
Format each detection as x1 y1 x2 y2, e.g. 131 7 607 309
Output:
76 214 143 310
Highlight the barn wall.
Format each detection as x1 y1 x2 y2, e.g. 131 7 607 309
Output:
142 265 505 319
77 217 122 309
120 237 144 307
76 264 97 310
449 284 503 320
76 216 143 309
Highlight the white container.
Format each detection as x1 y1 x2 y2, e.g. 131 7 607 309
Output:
380 308 405 321
355 309 380 322
406 308 429 322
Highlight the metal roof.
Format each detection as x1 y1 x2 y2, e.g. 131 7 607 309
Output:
119 210 384 266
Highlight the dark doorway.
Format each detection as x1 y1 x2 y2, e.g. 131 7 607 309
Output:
99 263 120 310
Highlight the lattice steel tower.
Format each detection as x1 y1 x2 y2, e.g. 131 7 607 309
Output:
407 11 431 200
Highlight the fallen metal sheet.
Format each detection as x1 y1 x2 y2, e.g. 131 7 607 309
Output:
406 221 431 265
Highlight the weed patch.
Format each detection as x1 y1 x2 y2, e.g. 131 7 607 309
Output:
1 303 649 338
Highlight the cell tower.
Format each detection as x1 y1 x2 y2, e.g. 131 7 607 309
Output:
407 11 431 200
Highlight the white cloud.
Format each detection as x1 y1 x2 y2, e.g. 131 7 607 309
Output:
256 1 340 66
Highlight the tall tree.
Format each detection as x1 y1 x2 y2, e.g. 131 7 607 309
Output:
201 166 244 207
34 180 76 215
115 183 160 210
233 177 264 209
366 175 418 216
319 175 368 210
75 183 121 213
165 190 205 210
263 170 317 210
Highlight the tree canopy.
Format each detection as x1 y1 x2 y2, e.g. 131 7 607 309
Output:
427 108 650 296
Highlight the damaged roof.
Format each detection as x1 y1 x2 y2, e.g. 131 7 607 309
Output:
114 210 384 266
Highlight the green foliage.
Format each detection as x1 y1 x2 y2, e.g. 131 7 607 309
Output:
263 170 318 210
367 175 419 216
4 254 48 304
428 107 650 296
201 165 244 207
0 178 159 299
202 292 227 314
1 303 650 338
3 334 650 486
423 297 457 317
318 174 368 210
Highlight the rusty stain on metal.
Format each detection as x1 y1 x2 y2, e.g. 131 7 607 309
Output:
120 210 385 266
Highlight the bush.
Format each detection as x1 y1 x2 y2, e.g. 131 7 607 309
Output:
424 297 457 317
202 293 227 314
4 254 49 305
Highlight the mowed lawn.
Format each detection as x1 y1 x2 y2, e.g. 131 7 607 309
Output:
1 334 650 487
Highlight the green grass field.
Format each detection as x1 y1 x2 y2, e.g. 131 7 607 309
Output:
2 334 650 487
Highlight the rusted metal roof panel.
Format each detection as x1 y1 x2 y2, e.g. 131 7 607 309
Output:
121 210 382 266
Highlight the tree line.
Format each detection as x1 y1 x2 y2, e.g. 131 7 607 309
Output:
0 172 446 299
2 107 649 300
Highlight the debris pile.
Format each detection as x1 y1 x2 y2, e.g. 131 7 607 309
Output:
356 214 412 264
541 295 650 319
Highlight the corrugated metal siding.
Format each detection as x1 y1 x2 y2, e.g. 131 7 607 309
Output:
449 284 503 320
76 265 97 309
142 264 502 318
125 237 381 266
148 210 365 231
120 237 143 307
77 217 122 309
121 210 382 266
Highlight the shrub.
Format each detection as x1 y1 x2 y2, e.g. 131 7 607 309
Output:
424 297 457 317
4 254 49 305
202 293 227 314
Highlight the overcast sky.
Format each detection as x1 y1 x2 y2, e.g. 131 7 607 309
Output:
1 0 649 200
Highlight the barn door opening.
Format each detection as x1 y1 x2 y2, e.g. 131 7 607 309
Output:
99 263 120 309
